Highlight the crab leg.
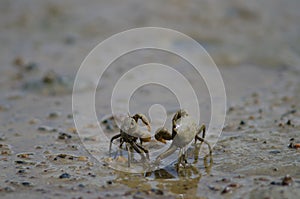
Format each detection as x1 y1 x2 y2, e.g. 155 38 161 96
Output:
203 154 213 174
199 124 206 139
177 148 188 168
195 135 212 155
109 134 121 155
130 141 147 161
126 144 131 167
114 138 124 159
135 142 150 160
194 124 206 145
192 142 201 164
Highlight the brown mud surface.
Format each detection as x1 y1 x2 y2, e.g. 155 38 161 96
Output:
1 0 300 198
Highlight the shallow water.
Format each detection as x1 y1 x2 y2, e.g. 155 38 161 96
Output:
1 0 300 198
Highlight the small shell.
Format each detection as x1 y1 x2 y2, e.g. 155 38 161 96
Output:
77 156 88 161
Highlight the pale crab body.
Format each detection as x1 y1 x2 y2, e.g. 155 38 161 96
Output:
155 109 212 168
120 117 150 140
172 115 198 148
109 113 151 167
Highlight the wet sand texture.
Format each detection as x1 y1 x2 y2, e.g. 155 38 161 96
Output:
0 0 300 198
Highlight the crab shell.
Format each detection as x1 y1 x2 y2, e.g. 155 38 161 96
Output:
172 115 198 148
120 117 151 140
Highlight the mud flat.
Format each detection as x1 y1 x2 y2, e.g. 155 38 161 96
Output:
1 0 300 198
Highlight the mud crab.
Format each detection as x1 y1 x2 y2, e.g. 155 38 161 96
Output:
109 113 152 167
154 109 212 168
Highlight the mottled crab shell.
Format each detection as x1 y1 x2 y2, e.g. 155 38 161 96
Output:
172 115 198 148
120 117 151 139
121 117 137 133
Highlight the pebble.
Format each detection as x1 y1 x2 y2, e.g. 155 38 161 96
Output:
269 150 281 154
58 132 72 140
37 125 57 132
83 136 97 141
13 57 38 72
17 153 33 159
4 186 15 192
240 120 246 125
227 183 241 188
21 182 31 187
270 181 281 185
106 180 112 185
216 178 231 183
13 57 24 66
0 133 6 141
28 118 40 125
15 160 35 165
248 115 255 120
15 160 26 164
255 177 270 182
77 156 88 161
57 154 67 158
78 184 85 188
282 175 293 186
270 175 294 186
24 62 38 71
101 115 119 131
64 34 77 45
42 71 59 84
88 172 96 177
1 150 11 155
221 186 232 194
68 127 77 134
18 169 26 174
0 144 13 155
59 173 71 179
35 145 43 149
48 111 61 119
150 188 164 195
208 185 221 191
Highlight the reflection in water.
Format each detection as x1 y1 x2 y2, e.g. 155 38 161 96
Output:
114 152 213 196
193 143 213 174
102 113 214 196
145 154 213 179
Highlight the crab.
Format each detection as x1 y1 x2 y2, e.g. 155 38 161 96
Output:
109 113 152 167
154 109 212 168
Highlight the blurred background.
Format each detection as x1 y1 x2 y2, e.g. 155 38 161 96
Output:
1 0 299 72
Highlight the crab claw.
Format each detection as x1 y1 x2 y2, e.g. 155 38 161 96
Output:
138 131 152 143
157 138 167 144
155 127 172 144
140 136 151 143
132 113 151 132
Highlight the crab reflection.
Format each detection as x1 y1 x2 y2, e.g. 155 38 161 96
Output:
146 153 213 179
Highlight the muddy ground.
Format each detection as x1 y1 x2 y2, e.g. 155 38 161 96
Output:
0 0 300 198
